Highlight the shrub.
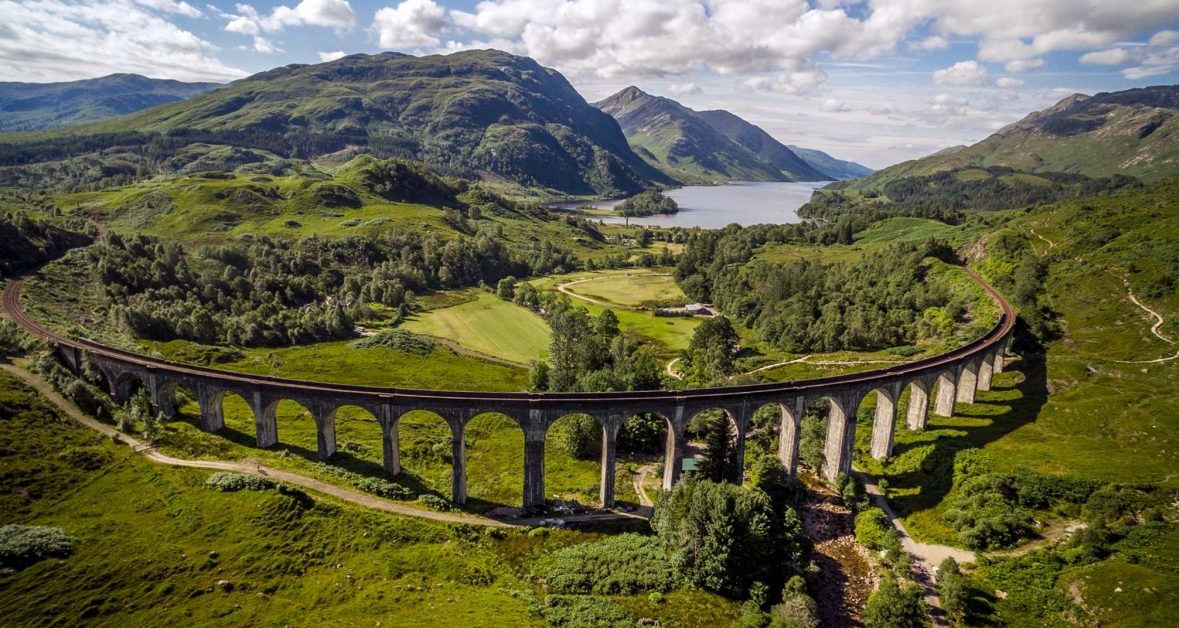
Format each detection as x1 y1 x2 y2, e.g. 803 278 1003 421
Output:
417 494 450 511
862 576 929 628
355 477 412 500
937 557 967 623
535 534 680 595
205 472 276 492
536 595 632 627
350 330 434 354
769 576 820 628
0 525 76 568
854 509 894 552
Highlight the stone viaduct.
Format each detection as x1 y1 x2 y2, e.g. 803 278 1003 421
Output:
5 268 1015 511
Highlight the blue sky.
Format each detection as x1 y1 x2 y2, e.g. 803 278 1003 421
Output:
3 0 1178 168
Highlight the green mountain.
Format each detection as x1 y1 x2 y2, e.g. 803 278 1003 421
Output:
593 86 823 183
3 51 670 196
693 109 828 180
849 84 1179 189
0 74 220 132
785 145 873 180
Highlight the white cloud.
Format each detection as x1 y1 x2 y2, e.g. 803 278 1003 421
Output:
373 0 452 49
318 50 347 62
928 93 970 116
221 0 356 52
0 0 245 82
736 70 828 95
918 35 950 50
821 98 853 112
1149 30 1179 47
868 104 893 115
1080 48 1132 65
137 0 201 18
1004 58 1045 73
933 60 987 86
995 76 1024 88
668 82 701 96
251 36 281 54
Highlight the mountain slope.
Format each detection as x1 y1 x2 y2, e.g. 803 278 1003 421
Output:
785 145 873 180
6 51 669 196
693 109 827 180
593 86 791 183
849 84 1179 189
0 74 219 132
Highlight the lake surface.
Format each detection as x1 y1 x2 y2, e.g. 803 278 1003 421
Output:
550 181 830 228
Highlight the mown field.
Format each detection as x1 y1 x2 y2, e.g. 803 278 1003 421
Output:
0 369 735 625
402 290 551 365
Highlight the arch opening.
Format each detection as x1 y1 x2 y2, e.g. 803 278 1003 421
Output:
462 412 525 512
395 409 456 505
685 407 742 484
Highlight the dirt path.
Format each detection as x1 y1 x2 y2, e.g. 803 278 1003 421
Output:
1116 276 1178 363
1 364 646 529
633 463 657 507
798 475 877 627
1030 228 1056 255
854 469 975 626
665 357 683 380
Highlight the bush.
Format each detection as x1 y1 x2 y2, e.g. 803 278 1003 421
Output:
937 557 967 623
535 534 680 595
0 525 76 568
536 595 632 627
417 494 450 511
355 477 413 500
855 509 896 552
350 330 434 354
769 576 820 628
863 576 929 628
205 472 276 492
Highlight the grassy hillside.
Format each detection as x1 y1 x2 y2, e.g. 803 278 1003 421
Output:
402 290 551 365
844 85 1179 191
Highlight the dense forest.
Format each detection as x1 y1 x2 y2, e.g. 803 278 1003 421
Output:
0 212 91 278
678 228 963 352
83 230 578 347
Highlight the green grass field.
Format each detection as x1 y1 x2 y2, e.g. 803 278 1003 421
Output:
402 290 551 365
562 272 686 308
0 370 729 625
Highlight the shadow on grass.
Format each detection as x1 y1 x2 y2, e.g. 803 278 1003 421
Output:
876 324 1051 520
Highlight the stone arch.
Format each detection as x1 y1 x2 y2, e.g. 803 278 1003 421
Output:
328 403 385 472
684 405 744 484
819 392 864 481
544 412 609 507
108 368 146 406
463 410 528 508
393 409 458 503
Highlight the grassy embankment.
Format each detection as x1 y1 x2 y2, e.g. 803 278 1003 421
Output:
849 182 1179 625
0 369 737 625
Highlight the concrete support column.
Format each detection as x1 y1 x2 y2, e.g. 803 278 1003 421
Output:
956 364 978 404
869 388 898 460
730 409 749 485
599 421 621 508
147 374 176 419
195 385 225 432
379 407 401 476
522 437 546 510
250 392 278 448
777 398 804 476
934 371 957 417
312 404 337 460
977 357 994 392
450 423 466 506
993 348 1005 374
662 405 687 491
821 395 861 481
906 382 930 430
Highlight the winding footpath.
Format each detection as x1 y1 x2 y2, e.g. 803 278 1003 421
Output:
1117 276 1178 364
0 363 645 529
